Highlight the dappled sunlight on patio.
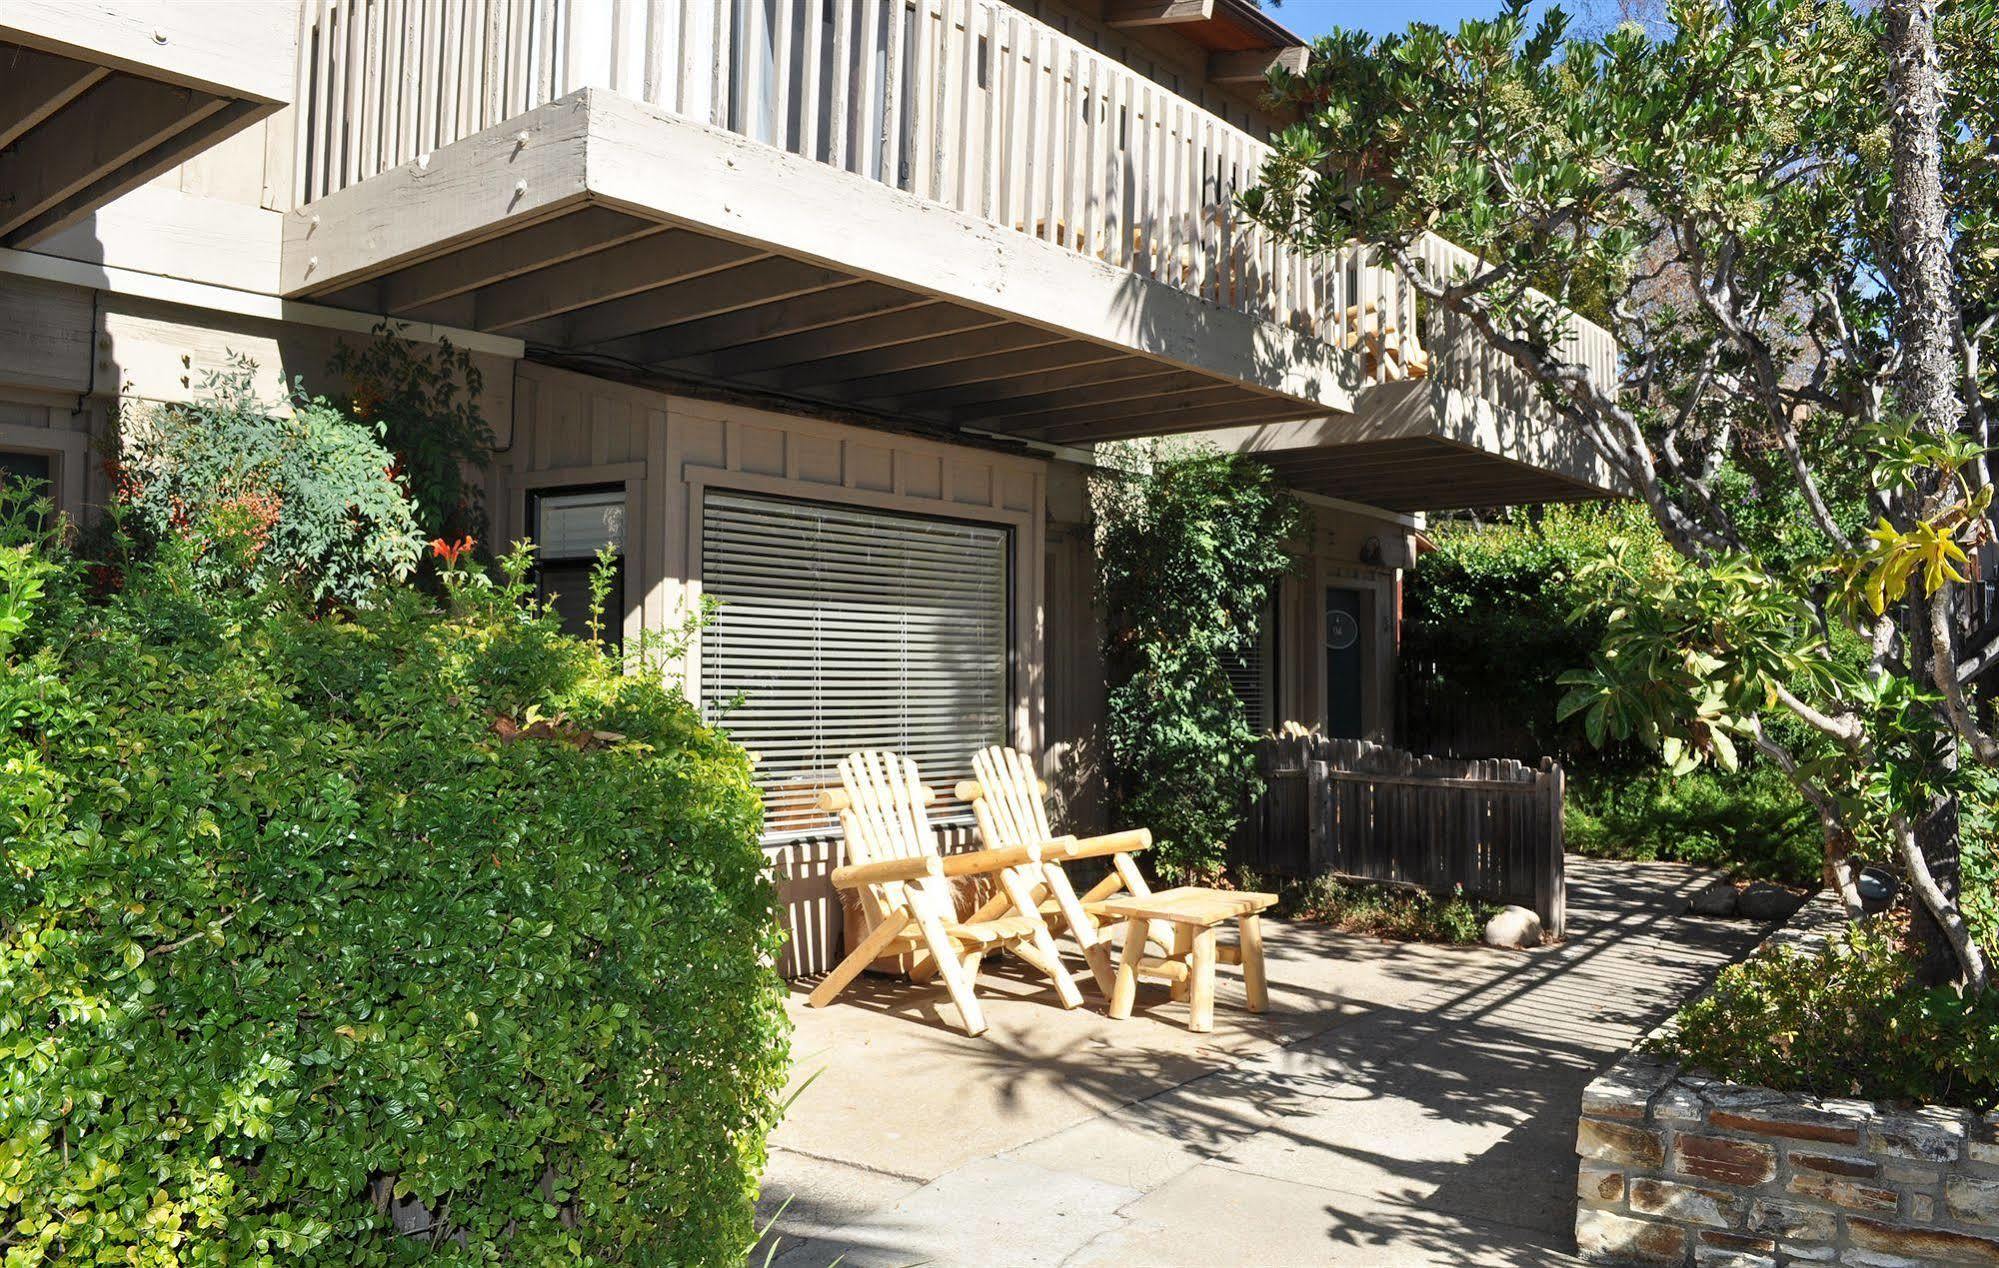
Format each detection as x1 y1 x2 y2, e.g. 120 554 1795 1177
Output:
757 857 1774 1266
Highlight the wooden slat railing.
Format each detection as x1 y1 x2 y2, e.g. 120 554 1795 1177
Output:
1410 232 1621 420
290 0 1445 384
1234 733 1566 938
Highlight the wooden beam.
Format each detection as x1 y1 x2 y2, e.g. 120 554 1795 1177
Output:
952 368 1221 422
0 76 230 242
1105 0 1213 26
714 305 1005 379
380 208 663 310
1032 395 1306 444
1003 381 1258 433
474 231 768 330
757 321 1053 390
1207 46 1309 86
559 259 859 347
0 45 109 150
909 355 1164 412
637 284 935 364
838 339 1127 403
4 0 296 104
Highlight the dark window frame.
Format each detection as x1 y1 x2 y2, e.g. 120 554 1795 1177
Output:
527 483 628 653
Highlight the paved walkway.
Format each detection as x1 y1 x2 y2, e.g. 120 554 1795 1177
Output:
755 858 1773 1267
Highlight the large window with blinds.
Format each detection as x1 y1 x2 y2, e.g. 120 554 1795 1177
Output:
699 490 1012 838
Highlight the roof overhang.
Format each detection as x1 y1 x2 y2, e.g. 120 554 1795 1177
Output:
1195 376 1621 513
1 1 295 246
281 89 1360 444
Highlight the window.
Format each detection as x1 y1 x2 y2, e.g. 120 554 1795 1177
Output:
1223 592 1279 734
699 490 1011 838
0 451 53 528
529 486 626 651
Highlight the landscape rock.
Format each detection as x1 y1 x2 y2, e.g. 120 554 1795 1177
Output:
1737 882 1804 922
1483 904 1544 948
1688 880 1740 918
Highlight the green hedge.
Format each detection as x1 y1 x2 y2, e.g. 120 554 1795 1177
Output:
1658 920 1999 1111
1 535 788 1262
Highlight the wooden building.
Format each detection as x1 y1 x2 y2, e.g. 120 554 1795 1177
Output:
0 0 1617 974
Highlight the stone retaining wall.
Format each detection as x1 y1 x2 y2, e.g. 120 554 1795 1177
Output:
1574 900 1999 1266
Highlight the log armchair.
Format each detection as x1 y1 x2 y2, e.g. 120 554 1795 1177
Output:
805 749 1082 1037
954 746 1165 999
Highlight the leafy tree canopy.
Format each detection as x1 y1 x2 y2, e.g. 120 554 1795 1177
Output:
1247 0 1999 986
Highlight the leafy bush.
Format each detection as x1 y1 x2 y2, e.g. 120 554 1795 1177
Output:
1264 873 1500 945
116 359 423 604
1095 444 1303 879
1566 765 1822 887
1404 504 1824 884
331 325 495 545
1 520 788 1262
1657 920 1999 1110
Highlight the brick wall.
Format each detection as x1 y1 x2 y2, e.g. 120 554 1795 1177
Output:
1576 1042 1999 1266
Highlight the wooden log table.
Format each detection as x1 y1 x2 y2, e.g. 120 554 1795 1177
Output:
1097 886 1277 1033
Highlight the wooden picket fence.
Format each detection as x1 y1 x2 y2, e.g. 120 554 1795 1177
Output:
1233 734 1566 938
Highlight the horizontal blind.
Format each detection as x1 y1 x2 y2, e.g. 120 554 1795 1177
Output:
1224 597 1276 735
700 490 1010 838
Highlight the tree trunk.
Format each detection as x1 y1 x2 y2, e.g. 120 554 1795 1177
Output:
1884 0 1973 985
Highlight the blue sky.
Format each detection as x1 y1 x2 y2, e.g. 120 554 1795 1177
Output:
1270 0 1569 40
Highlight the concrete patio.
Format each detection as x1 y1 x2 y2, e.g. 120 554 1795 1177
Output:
754 857 1775 1267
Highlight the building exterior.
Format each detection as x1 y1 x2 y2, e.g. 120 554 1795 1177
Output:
1 0 1616 974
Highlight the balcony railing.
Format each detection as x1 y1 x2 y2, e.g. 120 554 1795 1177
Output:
1409 234 1620 423
293 0 1436 387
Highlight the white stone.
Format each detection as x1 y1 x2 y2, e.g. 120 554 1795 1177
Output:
1483 905 1544 948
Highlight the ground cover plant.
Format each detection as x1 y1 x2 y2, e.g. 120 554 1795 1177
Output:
1256 873 1502 945
1 375 788 1262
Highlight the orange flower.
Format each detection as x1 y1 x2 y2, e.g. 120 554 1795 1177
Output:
430 535 476 568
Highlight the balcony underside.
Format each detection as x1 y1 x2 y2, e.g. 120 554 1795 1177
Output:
1197 379 1618 513
283 90 1361 445
1 4 291 246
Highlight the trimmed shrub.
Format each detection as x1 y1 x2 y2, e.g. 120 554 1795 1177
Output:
116 358 423 604
0 522 788 1262
1657 920 1999 1110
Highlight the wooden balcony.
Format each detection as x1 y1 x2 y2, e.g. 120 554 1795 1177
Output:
279 0 1611 472
1 1 295 246
1199 237 1622 510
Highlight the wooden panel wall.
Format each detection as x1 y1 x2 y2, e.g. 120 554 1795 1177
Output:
504 363 1049 979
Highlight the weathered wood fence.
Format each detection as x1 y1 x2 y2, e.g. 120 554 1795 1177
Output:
1232 734 1566 938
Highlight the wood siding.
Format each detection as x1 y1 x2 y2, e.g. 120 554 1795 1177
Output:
503 363 1047 978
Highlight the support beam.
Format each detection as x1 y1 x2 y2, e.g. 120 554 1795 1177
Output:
1207 46 1309 86
757 320 1049 390
10 97 256 246
1034 396 1305 445
474 230 768 330
637 284 935 364
1105 0 1213 26
560 260 858 347
0 75 226 240
0 46 109 150
1000 381 1254 432
844 340 1129 403
954 368 1220 422
911 355 1165 412
379 208 662 310
711 305 1003 378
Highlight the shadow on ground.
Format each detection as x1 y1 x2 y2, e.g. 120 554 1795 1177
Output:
755 857 1773 1267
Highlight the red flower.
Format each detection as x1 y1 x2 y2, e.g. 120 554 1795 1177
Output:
430 535 476 568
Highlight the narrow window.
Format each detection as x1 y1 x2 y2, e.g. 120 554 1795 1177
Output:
529 486 627 651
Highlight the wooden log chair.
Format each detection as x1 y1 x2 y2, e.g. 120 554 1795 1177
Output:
955 745 1194 1001
805 750 1083 1037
